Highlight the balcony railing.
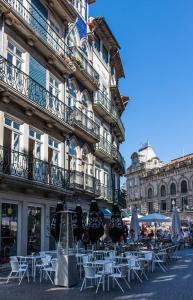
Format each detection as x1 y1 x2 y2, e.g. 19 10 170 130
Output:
112 146 126 174
4 0 71 57
94 91 118 120
99 184 113 201
117 117 125 138
70 170 100 195
0 56 72 124
0 145 70 190
95 136 112 157
70 107 100 140
69 46 99 85
0 146 101 195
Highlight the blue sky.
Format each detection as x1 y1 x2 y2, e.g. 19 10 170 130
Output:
90 0 193 168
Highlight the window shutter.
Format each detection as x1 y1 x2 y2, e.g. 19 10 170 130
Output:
30 0 48 41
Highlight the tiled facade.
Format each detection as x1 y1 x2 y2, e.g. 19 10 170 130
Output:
0 0 128 259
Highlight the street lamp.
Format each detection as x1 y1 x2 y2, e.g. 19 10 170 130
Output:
172 199 175 208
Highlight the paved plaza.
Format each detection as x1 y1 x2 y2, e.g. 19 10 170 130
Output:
0 249 193 300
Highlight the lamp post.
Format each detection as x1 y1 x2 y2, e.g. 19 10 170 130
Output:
172 199 175 209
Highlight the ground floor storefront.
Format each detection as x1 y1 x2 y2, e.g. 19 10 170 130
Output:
0 189 112 266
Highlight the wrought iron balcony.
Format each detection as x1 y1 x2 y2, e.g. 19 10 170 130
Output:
70 170 100 195
112 146 126 174
0 56 72 126
70 107 100 142
0 145 70 190
115 117 125 141
69 46 99 90
95 136 113 162
93 91 118 123
3 0 71 58
99 184 113 202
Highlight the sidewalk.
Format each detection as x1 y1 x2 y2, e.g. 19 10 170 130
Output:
0 249 193 300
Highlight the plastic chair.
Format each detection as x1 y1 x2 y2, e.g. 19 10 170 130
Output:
39 258 57 284
108 264 131 293
80 265 102 292
128 257 148 283
6 260 29 285
96 261 113 293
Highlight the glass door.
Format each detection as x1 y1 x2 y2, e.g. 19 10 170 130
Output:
0 203 18 263
27 206 42 254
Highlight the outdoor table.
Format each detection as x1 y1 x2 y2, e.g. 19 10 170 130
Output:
18 255 43 281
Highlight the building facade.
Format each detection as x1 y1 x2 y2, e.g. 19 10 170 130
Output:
0 0 128 261
126 144 193 218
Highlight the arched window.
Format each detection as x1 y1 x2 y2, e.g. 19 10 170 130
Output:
148 188 153 199
160 185 166 197
181 180 187 193
170 183 176 195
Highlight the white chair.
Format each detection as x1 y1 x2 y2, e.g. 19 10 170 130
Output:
39 257 56 284
78 255 89 278
108 264 131 293
144 252 153 272
128 257 148 283
80 265 102 292
6 260 29 285
153 253 167 272
96 261 113 293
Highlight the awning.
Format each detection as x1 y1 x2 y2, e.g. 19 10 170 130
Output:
100 208 112 219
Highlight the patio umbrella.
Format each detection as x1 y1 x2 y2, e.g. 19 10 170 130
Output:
88 200 104 244
130 208 140 242
171 208 183 242
109 204 124 243
72 204 85 242
139 213 171 242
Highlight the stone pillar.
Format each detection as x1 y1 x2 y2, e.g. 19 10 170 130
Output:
21 201 28 255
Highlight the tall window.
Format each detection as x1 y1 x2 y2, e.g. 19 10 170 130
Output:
29 128 42 160
170 183 176 195
181 180 187 193
68 81 76 107
68 140 77 171
160 185 166 197
6 39 24 89
94 33 100 52
147 188 153 199
74 0 86 19
82 40 90 58
48 137 59 166
102 44 109 64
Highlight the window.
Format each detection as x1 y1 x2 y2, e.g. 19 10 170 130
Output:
161 200 166 211
160 185 166 197
68 80 76 107
102 45 109 64
94 33 100 52
4 116 21 152
68 140 77 171
82 41 90 58
182 196 188 211
170 183 176 195
147 188 153 199
49 75 60 99
181 180 187 193
29 128 42 160
74 0 86 19
48 137 59 166
7 40 23 70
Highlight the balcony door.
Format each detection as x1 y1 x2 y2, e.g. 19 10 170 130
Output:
3 117 22 175
48 138 60 186
28 128 43 182
104 170 110 199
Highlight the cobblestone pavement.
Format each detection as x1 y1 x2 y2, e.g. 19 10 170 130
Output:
1 249 193 300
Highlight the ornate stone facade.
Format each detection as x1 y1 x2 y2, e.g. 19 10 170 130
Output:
126 144 193 218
